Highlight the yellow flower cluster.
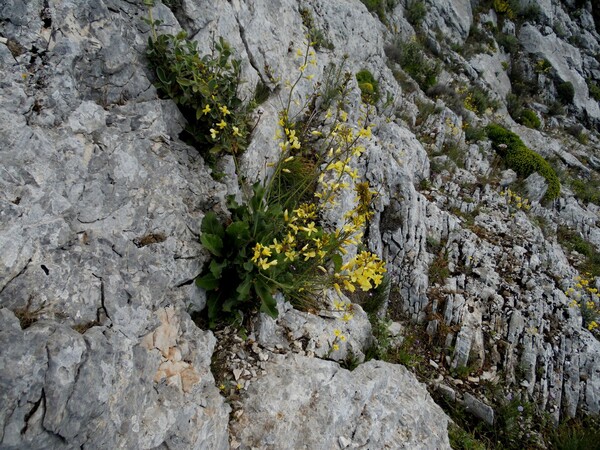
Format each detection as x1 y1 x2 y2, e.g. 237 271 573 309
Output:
206 102 242 147
334 251 387 293
566 273 600 334
463 93 477 113
249 41 387 313
329 328 348 353
251 202 330 272
500 189 531 210
251 243 279 270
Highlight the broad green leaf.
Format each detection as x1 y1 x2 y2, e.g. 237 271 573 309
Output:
206 292 220 328
200 233 223 257
209 259 227 279
236 275 252 300
226 221 250 244
156 66 169 85
332 253 343 272
255 280 278 318
222 297 234 312
209 145 223 155
201 212 224 238
196 272 219 290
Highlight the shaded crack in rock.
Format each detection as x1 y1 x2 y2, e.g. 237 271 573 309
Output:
233 14 269 88
0 258 32 296
91 273 110 323
20 392 43 436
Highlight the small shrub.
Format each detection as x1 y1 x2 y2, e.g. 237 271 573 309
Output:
557 81 575 104
550 416 600 449
493 0 517 19
299 7 334 51
464 123 487 142
486 124 560 200
558 226 600 277
444 141 466 168
146 31 250 158
587 79 600 102
448 424 487 450
534 58 553 74
359 0 399 24
405 0 426 26
496 33 520 54
463 86 498 115
427 84 466 117
506 92 524 121
565 123 588 144
547 100 566 116
518 108 541 129
356 69 380 104
385 38 440 91
520 3 542 22
429 251 450 286
565 273 600 336
463 25 496 57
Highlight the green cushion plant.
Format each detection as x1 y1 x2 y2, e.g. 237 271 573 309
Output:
486 124 560 200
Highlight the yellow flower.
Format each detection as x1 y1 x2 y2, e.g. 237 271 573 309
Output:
588 321 598 331
358 127 372 138
303 250 316 261
236 383 243 390
332 344 339 351
334 329 342 337
284 250 296 262
257 258 277 270
251 243 263 262
220 105 231 115
270 239 283 254
302 222 317 236
219 384 225 390
232 126 241 136
340 335 346 342
342 313 353 322
202 104 211 115
333 283 343 297
217 120 227 129
210 128 218 139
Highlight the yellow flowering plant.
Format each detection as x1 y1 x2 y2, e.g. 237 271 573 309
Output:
566 273 600 337
567 275 600 333
196 40 386 327
145 5 250 162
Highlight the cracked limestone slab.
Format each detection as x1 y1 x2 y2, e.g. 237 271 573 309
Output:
230 353 451 449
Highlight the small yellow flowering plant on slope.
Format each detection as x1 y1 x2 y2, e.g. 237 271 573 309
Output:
566 273 600 337
196 41 386 327
145 2 250 162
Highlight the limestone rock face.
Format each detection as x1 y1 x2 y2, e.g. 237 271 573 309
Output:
420 0 473 43
0 1 230 448
519 23 600 120
2 0 600 448
230 354 451 450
